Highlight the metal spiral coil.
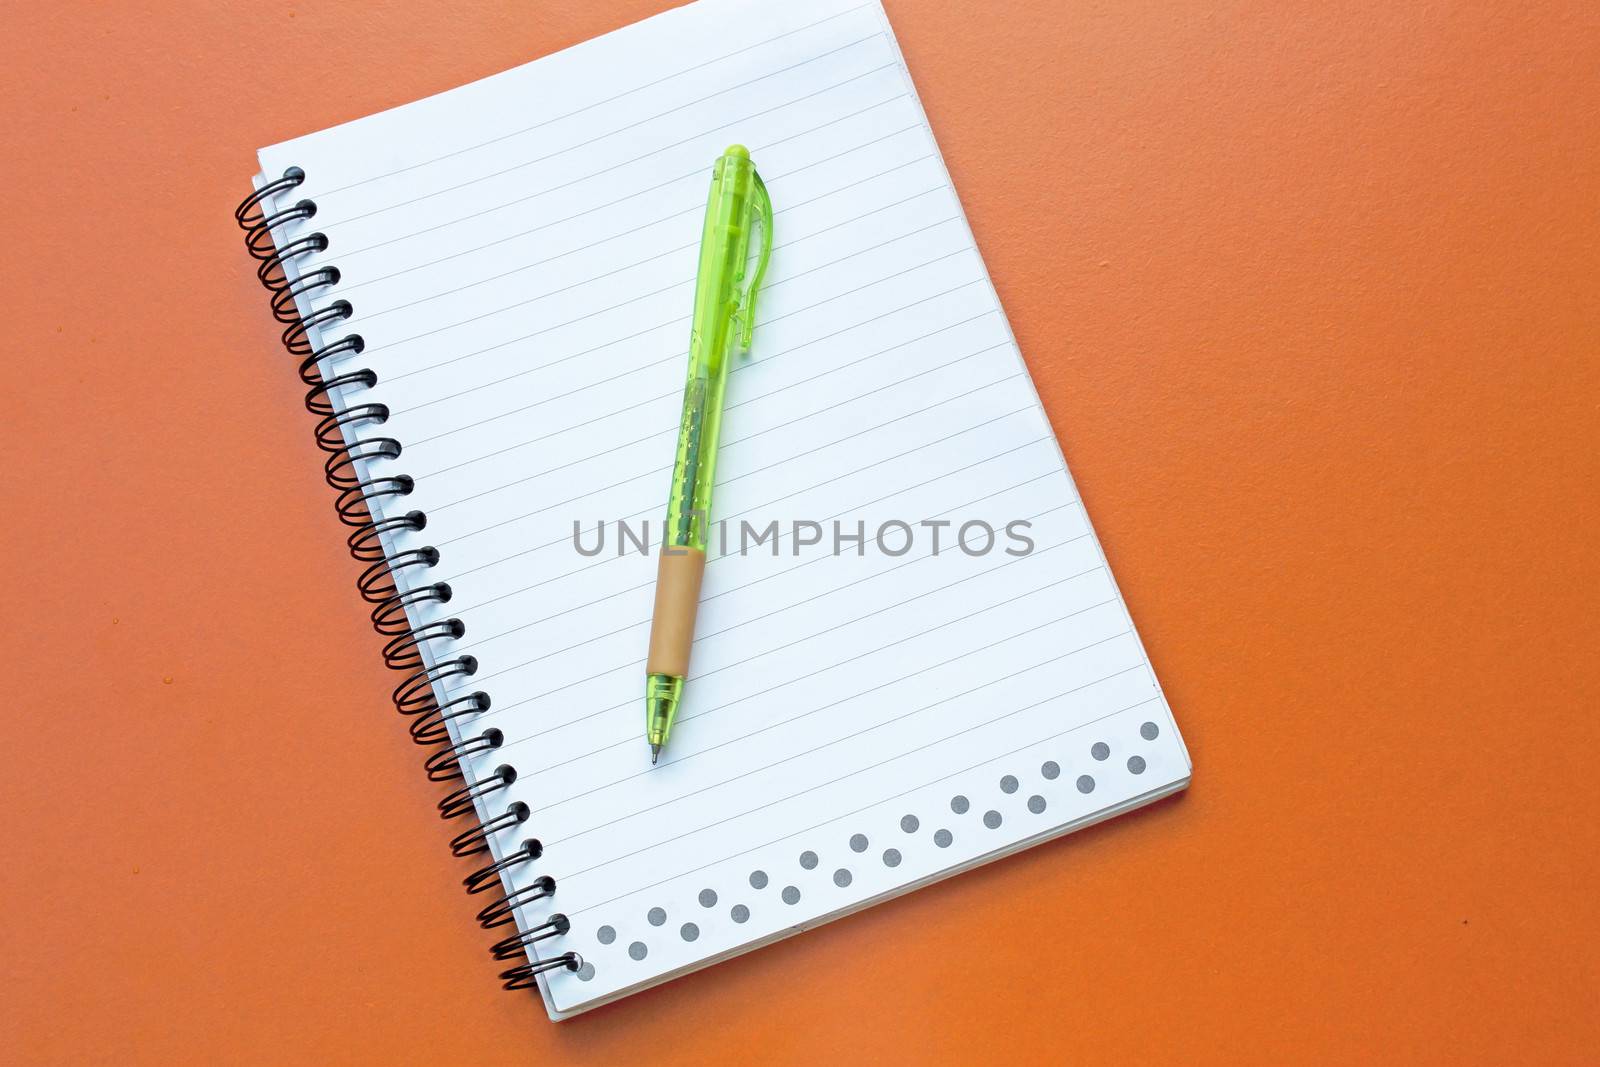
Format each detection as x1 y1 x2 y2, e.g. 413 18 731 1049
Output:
465 838 544 894
283 300 353 356
478 875 556 929
409 690 490 745
298 334 366 387
258 232 328 291
307 368 378 419
348 510 426 562
236 167 570 998
501 953 584 990
383 618 466 671
271 267 341 322
425 726 503 783
358 546 440 604
314 402 388 451
489 913 568 960
335 474 413 526
235 166 305 226
395 654 477 716
371 581 450 635
440 763 517 821
246 199 318 258
452 801 531 858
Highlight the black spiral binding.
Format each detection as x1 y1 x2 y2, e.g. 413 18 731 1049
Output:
235 167 581 990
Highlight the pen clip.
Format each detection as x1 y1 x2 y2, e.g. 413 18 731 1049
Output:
734 169 773 353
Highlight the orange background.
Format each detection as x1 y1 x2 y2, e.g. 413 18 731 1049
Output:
4 0 1598 1062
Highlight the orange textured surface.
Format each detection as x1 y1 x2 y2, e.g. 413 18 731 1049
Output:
4 0 1598 1062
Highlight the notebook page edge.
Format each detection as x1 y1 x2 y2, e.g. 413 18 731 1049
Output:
547 773 1188 1018
253 0 724 162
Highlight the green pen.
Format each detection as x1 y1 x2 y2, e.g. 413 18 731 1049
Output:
644 144 773 764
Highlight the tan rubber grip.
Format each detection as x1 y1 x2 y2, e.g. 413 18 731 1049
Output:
646 546 706 677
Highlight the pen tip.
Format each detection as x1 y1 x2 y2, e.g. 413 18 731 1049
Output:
650 743 661 765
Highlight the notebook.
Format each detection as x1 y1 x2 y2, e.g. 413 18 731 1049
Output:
234 0 1190 1019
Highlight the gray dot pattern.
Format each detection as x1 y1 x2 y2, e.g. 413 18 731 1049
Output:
606 733 1167 962
576 962 596 981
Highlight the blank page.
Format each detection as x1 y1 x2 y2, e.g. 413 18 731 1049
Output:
255 0 1189 1017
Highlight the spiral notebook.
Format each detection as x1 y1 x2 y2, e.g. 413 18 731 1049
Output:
235 0 1189 1019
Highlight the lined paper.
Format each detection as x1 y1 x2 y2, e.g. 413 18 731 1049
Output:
256 0 1188 1017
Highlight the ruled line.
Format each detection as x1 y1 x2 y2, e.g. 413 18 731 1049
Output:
375 202 960 379
409 329 995 486
373 206 959 394
442 441 1062 625
423 340 1010 523
487 547 1105 745
334 93 916 298
495 537 1099 759
453 472 1066 651
545 627 1133 829
313 4 876 197
562 696 1163 913
554 659 1141 876
437 426 1050 595
401 303 994 450
348 157 935 323
327 35 889 227
390 257 975 419
437 418 1042 626
422 367 1036 655
326 59 903 253
480 526 1088 705
371 205 956 361
331 102 925 276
